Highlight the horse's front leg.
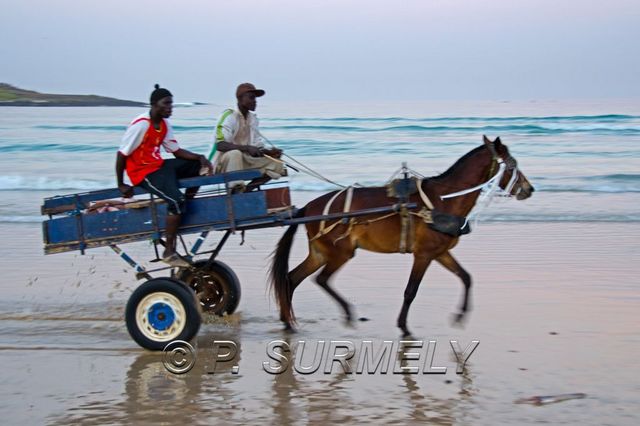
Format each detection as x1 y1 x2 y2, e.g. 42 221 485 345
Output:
436 251 472 325
397 255 431 337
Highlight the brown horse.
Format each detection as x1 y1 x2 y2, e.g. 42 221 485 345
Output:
270 136 534 336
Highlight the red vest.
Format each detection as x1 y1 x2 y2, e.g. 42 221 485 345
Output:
126 119 167 185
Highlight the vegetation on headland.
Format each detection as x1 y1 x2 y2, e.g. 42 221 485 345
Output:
0 83 146 107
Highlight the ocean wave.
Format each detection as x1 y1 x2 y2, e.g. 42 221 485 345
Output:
270 114 639 123
32 114 640 136
2 172 639 194
1 143 115 153
35 124 214 132
0 176 109 191
35 124 128 131
584 173 640 181
1 141 213 154
477 214 640 223
538 186 640 193
0 216 43 223
289 177 640 194
36 113 631 126
533 174 640 193
260 124 640 135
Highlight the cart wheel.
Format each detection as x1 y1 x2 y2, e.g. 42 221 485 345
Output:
125 278 201 351
178 260 241 315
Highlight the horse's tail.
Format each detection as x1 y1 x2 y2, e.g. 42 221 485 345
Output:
269 207 305 324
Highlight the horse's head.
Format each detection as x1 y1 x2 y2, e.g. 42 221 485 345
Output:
483 135 534 200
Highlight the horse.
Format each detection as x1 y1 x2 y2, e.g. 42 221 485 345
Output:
270 136 535 337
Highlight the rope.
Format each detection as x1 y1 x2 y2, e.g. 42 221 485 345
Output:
257 130 347 189
282 153 347 188
355 212 399 225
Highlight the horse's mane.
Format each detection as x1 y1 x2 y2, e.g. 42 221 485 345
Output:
430 145 486 181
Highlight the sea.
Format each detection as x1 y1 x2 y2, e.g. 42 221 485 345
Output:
1 99 639 224
1 100 640 424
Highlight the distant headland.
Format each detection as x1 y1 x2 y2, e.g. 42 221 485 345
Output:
0 83 146 107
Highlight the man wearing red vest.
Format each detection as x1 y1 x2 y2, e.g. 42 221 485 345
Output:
115 84 212 267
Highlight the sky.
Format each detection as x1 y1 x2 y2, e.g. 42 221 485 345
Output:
1 0 639 103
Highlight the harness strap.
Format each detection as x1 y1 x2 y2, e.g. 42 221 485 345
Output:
333 218 356 244
440 160 506 199
417 179 435 210
318 188 346 230
344 186 354 213
311 181 432 251
398 206 411 253
311 186 354 242
358 212 398 224
410 208 433 223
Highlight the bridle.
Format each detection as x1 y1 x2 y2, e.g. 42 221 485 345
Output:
439 143 521 229
440 147 520 201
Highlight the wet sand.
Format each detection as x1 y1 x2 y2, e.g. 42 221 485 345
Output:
1 221 639 425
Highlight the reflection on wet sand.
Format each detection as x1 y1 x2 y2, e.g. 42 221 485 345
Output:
269 336 299 424
398 341 477 424
48 330 479 425
265 336 479 424
268 335 356 423
50 333 242 425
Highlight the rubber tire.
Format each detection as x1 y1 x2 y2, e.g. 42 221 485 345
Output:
125 278 201 351
178 260 241 316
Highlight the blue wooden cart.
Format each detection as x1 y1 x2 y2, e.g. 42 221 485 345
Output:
42 169 416 350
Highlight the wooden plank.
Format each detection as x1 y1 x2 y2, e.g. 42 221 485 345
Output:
43 213 281 254
41 169 263 215
43 191 271 253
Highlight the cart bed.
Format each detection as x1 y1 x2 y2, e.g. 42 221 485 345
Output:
42 170 292 254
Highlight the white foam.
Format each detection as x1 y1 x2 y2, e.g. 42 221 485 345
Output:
0 175 109 191
0 215 42 223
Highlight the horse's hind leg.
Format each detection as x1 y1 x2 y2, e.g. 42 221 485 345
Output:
283 248 325 324
436 251 472 325
314 254 354 323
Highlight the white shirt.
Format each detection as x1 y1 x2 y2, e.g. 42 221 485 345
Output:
216 108 265 144
119 113 179 156
209 108 265 164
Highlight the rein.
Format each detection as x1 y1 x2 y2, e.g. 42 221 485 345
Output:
439 154 519 228
440 160 507 200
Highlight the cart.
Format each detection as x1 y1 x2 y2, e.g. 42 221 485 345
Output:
42 170 416 350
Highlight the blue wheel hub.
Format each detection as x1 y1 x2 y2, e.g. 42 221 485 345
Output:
148 302 176 331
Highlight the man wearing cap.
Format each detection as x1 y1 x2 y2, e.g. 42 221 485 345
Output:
210 83 285 191
116 84 213 267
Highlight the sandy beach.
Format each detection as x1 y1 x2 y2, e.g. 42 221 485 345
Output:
2 0 639 422
1 219 638 425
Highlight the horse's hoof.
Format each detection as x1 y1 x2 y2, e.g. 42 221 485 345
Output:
283 323 297 333
400 328 413 338
450 313 467 328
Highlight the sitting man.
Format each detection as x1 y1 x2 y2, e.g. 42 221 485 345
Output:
116 84 213 267
210 83 285 192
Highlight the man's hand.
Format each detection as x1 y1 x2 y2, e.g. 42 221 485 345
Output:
245 145 263 157
118 184 134 198
263 147 283 159
198 155 214 176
